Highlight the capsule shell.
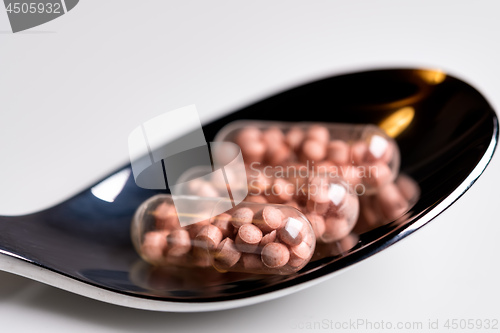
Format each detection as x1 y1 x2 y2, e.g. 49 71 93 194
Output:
238 164 360 244
131 194 316 275
208 200 316 274
301 176 359 243
354 174 420 233
214 120 400 193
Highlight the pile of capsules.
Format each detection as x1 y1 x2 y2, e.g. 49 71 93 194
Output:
131 121 419 276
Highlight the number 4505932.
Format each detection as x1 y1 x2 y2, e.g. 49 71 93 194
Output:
444 319 498 330
6 2 61 14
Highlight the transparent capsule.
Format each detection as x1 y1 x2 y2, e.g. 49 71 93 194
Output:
243 163 360 243
214 120 400 193
354 174 420 234
131 194 316 275
298 175 360 243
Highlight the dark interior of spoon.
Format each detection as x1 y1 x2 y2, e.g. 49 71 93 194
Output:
0 68 497 303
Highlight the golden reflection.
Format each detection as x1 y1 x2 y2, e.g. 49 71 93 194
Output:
379 106 415 138
418 69 447 85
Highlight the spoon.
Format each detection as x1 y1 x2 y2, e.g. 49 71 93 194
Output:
0 68 497 312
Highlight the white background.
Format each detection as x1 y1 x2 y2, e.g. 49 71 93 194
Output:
1 1 499 332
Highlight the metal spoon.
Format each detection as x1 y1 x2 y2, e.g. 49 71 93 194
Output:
0 68 497 312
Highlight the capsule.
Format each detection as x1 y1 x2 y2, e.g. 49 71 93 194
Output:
243 162 360 243
353 174 420 234
131 194 316 275
214 120 400 193
300 175 359 243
